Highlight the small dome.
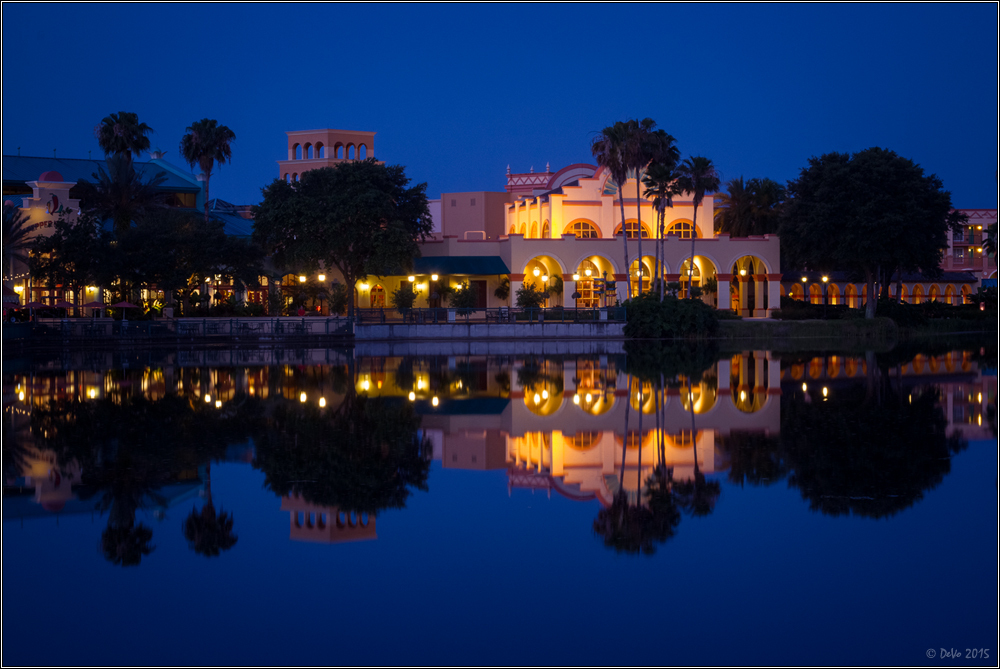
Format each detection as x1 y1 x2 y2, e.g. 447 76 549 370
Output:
39 171 64 182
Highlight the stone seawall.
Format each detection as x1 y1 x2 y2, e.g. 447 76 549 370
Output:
354 322 625 341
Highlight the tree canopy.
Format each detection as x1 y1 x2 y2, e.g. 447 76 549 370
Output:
94 111 153 162
252 159 432 319
180 118 236 223
780 147 966 318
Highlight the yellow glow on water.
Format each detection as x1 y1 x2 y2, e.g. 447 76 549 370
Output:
319 397 326 408
573 394 580 404
215 400 222 408
299 392 307 402
204 394 211 403
408 392 416 401
432 396 439 407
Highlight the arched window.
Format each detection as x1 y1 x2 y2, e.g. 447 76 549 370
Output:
292 173 298 182
370 285 385 308
789 283 804 300
530 222 538 239
317 143 325 158
294 144 302 160
564 431 600 450
359 144 367 159
283 173 289 182
542 221 550 239
335 144 344 159
565 220 600 239
912 285 924 304
347 144 356 160
509 224 516 235
614 220 651 239
945 284 956 305
575 260 601 308
845 284 858 308
305 143 313 159
666 220 697 238
519 222 526 235
828 284 840 305
928 284 940 302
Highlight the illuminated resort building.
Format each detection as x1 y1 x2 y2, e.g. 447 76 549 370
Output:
2 154 258 308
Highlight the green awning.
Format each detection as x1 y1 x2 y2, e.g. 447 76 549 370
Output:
412 256 509 275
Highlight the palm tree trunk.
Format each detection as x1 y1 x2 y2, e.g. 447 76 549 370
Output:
688 200 699 296
621 373 631 494
203 174 211 225
636 179 643 298
618 184 632 300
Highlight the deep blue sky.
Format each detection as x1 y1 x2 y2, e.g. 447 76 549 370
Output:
3 4 997 207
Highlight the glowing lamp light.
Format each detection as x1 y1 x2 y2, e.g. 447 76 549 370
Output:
533 393 541 405
432 396 439 407
740 390 746 402
319 397 326 408
408 276 415 283
299 392 307 403
417 380 424 390
822 276 829 283
801 383 807 392
88 388 97 399
541 274 548 282
822 386 828 397
361 379 370 391
18 391 25 401
573 273 580 281
360 282 370 291
541 390 548 400
573 394 580 405
204 394 212 403
318 274 326 282
585 268 593 277
431 274 439 281
86 286 96 292
801 276 807 282
215 400 222 408
298 275 306 283
739 269 746 276
585 393 593 403
408 391 416 401
13 285 23 293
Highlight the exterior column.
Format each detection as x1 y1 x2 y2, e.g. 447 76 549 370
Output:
716 358 731 395
766 274 782 317
716 274 733 310
753 274 767 317
766 351 782 395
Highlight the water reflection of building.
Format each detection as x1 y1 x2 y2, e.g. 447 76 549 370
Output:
280 493 377 544
779 350 996 440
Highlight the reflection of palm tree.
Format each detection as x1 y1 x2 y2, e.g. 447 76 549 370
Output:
101 523 155 567
673 377 721 516
594 472 680 555
183 462 238 557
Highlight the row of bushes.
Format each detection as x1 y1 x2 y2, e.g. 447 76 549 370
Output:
772 294 996 327
624 292 720 339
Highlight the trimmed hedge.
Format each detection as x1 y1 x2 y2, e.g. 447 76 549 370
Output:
624 293 719 339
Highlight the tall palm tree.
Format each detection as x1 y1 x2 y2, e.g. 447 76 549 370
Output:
183 462 238 557
180 119 236 224
75 154 169 237
642 161 681 301
627 123 679 297
676 157 721 294
94 111 153 164
714 176 754 237
3 204 39 280
592 122 633 299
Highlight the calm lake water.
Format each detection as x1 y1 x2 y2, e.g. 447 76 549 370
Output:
3 341 997 666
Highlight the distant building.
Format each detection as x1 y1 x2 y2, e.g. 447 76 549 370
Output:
277 128 376 183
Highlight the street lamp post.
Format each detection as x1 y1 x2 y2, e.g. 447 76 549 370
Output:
822 275 829 318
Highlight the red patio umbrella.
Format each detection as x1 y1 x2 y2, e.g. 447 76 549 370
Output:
25 301 47 308
82 301 106 308
54 300 75 309
110 301 140 309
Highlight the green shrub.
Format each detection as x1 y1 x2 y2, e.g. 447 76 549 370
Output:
515 281 547 310
391 283 417 315
450 281 478 316
624 292 719 339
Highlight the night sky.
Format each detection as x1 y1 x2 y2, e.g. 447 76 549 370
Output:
3 4 997 208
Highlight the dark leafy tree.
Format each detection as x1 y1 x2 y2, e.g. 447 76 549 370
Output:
715 177 786 237
780 374 967 519
253 159 432 320
780 148 966 319
180 119 237 224
30 214 105 309
253 392 432 515
593 475 681 556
